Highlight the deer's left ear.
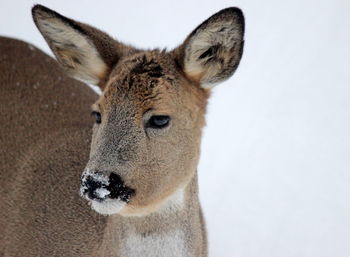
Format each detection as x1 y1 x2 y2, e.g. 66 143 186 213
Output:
173 7 245 88
32 5 131 88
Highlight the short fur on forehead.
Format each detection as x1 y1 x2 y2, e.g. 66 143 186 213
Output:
182 7 244 88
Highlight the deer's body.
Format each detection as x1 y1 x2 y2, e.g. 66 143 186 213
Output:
0 37 104 256
1 5 244 257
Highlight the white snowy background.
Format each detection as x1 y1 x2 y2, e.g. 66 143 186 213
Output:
1 0 349 256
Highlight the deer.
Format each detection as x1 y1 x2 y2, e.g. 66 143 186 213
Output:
0 4 244 257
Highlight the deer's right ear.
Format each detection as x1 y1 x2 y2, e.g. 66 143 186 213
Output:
32 5 129 87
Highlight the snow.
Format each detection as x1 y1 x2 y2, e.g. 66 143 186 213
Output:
94 187 110 199
1 0 350 256
80 169 110 198
81 169 109 185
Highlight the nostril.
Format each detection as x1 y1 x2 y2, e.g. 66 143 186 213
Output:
84 176 103 200
108 173 123 185
81 173 110 201
107 173 135 202
85 175 103 190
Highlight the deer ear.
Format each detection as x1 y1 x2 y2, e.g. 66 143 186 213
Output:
32 5 130 87
174 7 245 88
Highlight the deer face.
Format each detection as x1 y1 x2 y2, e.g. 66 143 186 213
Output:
32 5 244 216
81 51 208 216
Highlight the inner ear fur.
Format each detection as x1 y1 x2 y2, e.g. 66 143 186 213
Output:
173 7 245 88
32 4 135 87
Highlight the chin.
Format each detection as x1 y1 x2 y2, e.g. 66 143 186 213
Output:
120 188 186 217
89 198 127 215
88 199 155 217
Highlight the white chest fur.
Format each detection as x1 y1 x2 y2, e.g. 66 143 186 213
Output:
120 230 188 257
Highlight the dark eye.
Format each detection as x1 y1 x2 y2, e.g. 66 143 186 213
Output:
148 115 170 129
91 111 101 124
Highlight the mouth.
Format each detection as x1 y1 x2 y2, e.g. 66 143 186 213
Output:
80 169 135 215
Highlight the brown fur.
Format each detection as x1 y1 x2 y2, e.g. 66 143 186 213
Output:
0 4 244 257
0 37 104 256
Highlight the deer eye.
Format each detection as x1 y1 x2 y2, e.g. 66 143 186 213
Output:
148 115 170 129
91 111 101 124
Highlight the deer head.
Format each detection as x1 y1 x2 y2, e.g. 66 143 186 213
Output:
32 5 244 216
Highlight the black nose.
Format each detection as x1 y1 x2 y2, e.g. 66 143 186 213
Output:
81 171 135 202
